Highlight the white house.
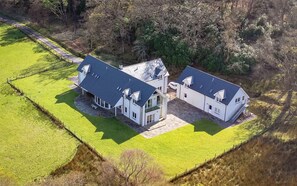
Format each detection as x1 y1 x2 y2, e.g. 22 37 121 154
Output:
176 66 249 122
121 59 169 94
77 55 167 126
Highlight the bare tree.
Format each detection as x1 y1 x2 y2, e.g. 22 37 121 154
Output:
99 161 122 186
42 0 68 24
118 149 165 186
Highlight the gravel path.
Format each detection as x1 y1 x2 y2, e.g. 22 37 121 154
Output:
0 16 83 64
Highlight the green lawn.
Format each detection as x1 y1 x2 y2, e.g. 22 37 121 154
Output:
12 64 260 178
0 23 78 184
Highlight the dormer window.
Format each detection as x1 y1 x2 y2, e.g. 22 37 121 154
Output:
82 64 91 74
123 88 131 97
183 76 193 87
214 89 225 103
131 91 141 102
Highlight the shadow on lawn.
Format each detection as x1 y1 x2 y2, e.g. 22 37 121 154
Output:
0 26 27 46
191 119 223 135
55 90 137 144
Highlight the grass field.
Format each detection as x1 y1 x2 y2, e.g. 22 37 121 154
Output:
0 23 78 184
12 63 261 177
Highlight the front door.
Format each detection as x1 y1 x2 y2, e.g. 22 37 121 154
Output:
209 105 212 113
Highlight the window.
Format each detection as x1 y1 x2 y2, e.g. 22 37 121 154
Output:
184 93 187 98
132 112 137 119
158 75 162 80
242 96 245 100
146 99 152 108
100 100 104 107
215 97 221 102
104 102 109 109
157 86 162 91
157 96 161 105
209 105 212 110
235 98 240 104
215 108 220 114
125 107 127 113
132 99 136 104
147 114 154 124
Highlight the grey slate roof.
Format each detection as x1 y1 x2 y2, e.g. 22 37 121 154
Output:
176 66 241 105
77 55 156 107
121 58 169 82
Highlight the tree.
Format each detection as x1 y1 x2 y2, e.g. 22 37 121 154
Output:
118 149 165 186
42 0 68 23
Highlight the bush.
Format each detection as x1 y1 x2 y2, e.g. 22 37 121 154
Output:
134 23 192 67
201 53 225 72
240 25 264 42
271 28 283 39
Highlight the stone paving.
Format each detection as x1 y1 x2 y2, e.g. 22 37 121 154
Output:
73 88 247 138
74 95 114 118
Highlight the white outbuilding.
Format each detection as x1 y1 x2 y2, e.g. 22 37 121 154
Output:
176 66 249 122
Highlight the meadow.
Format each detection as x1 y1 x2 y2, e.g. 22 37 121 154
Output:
0 23 78 184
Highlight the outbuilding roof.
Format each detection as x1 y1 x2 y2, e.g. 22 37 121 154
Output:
176 66 241 105
77 55 156 107
121 58 169 82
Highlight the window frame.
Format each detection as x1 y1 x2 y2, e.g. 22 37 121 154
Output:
132 112 137 119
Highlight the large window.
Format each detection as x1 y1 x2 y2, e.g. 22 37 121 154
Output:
132 112 137 119
96 97 110 109
100 100 104 107
105 102 109 109
147 114 154 124
157 96 161 105
145 99 152 108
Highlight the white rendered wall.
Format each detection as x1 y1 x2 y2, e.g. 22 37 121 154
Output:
145 109 161 125
178 84 205 110
204 96 226 121
147 77 167 94
225 89 248 121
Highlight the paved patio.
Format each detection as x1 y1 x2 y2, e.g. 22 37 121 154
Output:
73 87 255 139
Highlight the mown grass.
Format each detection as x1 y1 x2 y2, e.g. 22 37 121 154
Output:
13 63 262 178
172 80 297 185
0 23 79 184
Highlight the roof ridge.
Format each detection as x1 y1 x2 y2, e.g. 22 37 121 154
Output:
186 66 241 88
86 55 157 91
122 58 163 68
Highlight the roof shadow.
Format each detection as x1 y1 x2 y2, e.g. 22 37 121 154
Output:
191 119 223 135
166 98 230 135
55 89 137 144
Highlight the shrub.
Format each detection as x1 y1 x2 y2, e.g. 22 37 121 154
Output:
240 24 264 42
134 23 192 67
271 28 283 39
